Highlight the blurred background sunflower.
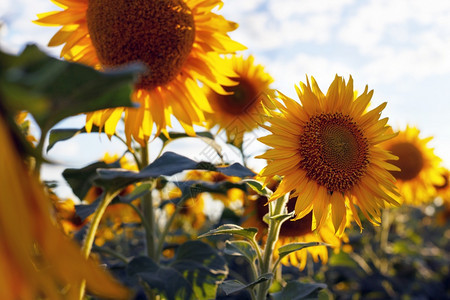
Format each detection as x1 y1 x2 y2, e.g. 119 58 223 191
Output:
383 126 444 205
204 54 275 147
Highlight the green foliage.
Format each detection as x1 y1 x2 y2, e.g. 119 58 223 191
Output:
198 224 258 241
63 159 121 199
271 281 327 300
278 242 325 261
46 125 104 152
224 241 257 264
0 44 141 133
244 178 273 197
127 241 227 300
220 273 273 295
92 151 254 192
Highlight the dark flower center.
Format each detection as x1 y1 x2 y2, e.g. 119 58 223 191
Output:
388 142 423 181
87 0 195 90
299 113 369 193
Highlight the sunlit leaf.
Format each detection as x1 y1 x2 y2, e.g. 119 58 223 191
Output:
243 179 273 197
224 240 257 264
198 224 258 241
278 242 325 261
220 273 273 295
270 211 295 223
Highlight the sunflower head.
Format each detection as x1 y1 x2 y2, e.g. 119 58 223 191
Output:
382 126 444 205
257 75 400 234
35 0 246 146
204 55 275 146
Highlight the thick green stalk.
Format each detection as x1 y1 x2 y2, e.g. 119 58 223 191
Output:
255 194 289 300
140 143 157 259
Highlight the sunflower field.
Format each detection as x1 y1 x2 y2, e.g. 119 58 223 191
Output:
1 0 449 299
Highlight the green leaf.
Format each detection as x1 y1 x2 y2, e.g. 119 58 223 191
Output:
93 151 255 192
127 256 194 300
271 281 327 300
220 273 273 295
223 240 257 264
46 125 102 152
93 151 199 191
278 242 325 261
270 211 295 222
170 241 228 300
243 179 273 197
157 131 214 144
0 44 143 132
63 159 121 200
117 182 152 203
198 224 258 241
217 163 255 178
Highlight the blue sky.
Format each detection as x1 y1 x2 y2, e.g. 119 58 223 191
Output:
2 0 450 197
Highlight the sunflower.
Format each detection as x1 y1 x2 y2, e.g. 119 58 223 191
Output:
35 0 246 146
381 126 444 205
257 75 400 235
243 193 342 271
204 55 275 146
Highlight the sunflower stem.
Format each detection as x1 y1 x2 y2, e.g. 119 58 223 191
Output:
140 143 157 259
255 193 289 300
78 189 120 300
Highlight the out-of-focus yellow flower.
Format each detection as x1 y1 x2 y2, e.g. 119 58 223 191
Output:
15 111 37 144
382 126 443 205
35 0 246 146
434 169 450 226
166 196 207 232
204 55 275 146
52 197 87 236
257 75 400 234
0 116 129 299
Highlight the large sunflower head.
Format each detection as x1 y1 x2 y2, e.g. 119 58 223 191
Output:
257 75 400 234
382 126 444 205
204 55 275 146
243 194 342 271
35 0 246 146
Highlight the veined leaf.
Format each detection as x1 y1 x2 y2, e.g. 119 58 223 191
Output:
198 224 258 241
220 273 273 295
